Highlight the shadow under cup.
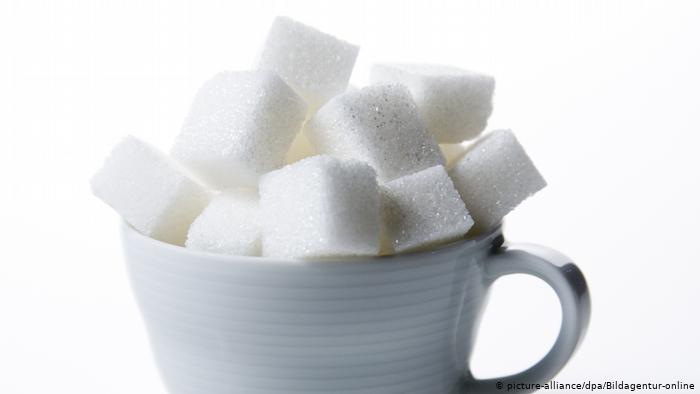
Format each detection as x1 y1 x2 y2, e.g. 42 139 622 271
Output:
122 222 590 394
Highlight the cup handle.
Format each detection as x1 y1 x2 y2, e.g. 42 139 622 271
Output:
462 242 591 393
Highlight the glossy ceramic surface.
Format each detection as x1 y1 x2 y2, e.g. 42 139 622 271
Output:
122 222 590 394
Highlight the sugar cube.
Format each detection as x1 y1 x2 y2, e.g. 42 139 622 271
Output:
257 16 360 113
449 130 546 231
186 189 261 256
259 155 380 258
90 136 211 245
171 70 306 189
305 84 445 182
371 63 495 143
381 165 473 253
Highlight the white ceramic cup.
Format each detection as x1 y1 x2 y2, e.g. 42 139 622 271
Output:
122 222 590 394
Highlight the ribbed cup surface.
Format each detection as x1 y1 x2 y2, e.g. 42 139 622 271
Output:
122 224 502 394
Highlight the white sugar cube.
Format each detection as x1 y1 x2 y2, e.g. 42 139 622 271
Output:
257 16 360 113
259 155 380 258
186 189 261 256
371 63 495 143
171 70 306 189
449 130 546 231
381 165 473 253
91 136 211 245
306 84 445 182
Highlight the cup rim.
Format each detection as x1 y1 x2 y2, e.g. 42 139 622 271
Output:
121 220 503 266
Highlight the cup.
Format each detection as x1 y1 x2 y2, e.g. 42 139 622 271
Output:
122 221 590 394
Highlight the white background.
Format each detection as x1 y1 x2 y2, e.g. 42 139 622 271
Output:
1 0 699 392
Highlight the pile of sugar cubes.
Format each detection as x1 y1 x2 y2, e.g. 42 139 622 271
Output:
91 16 546 259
